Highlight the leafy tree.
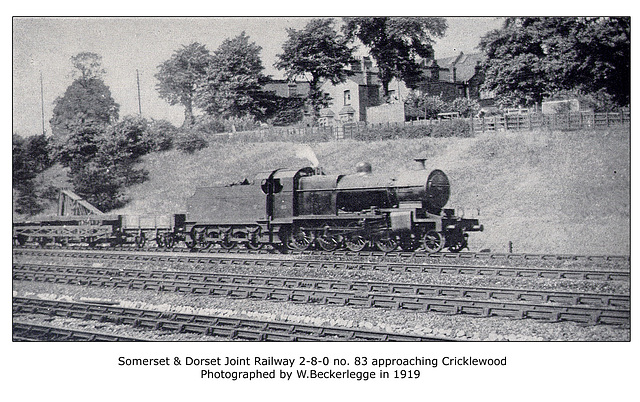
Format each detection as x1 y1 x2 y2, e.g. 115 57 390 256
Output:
404 92 446 120
13 133 54 215
12 134 35 187
106 115 151 159
54 121 104 167
50 53 118 139
70 52 106 80
65 116 151 211
69 160 127 211
448 98 480 118
156 42 212 128
479 17 630 107
196 32 267 119
50 78 119 138
343 17 447 97
275 18 356 115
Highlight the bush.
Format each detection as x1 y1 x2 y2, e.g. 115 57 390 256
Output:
549 89 621 113
144 119 177 151
271 108 304 127
350 120 473 141
175 130 209 153
193 115 261 134
404 93 447 120
448 98 481 118
105 115 150 158
432 119 472 138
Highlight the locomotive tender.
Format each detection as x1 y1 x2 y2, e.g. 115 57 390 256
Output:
13 160 482 253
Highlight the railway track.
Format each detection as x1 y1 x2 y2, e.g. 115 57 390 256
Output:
12 321 145 341
13 263 630 325
13 297 450 341
14 244 630 264
13 248 630 281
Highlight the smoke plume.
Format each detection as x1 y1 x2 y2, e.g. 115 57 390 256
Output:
294 144 319 167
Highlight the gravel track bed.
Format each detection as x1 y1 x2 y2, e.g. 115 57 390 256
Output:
288 255 630 271
13 282 630 341
14 255 630 296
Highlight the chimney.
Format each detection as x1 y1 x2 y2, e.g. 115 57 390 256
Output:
362 57 368 85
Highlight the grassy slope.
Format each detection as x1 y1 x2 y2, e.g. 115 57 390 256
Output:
111 127 630 255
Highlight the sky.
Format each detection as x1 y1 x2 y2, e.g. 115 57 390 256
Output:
12 17 505 137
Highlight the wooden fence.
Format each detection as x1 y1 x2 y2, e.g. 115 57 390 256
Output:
470 111 630 133
213 111 630 142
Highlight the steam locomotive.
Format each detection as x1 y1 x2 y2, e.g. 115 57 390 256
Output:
13 159 482 253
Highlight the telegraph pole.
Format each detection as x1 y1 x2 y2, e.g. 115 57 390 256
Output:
40 71 46 135
136 69 142 115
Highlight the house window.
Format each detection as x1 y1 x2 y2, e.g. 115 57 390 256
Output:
344 90 351 105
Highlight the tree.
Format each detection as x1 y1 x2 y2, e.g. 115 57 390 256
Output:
13 133 53 215
404 92 446 120
196 32 267 119
50 78 119 138
479 17 630 107
156 42 212 128
70 52 106 80
50 52 118 139
275 18 356 115
343 17 447 97
65 116 151 211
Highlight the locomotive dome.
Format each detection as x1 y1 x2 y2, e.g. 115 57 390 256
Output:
355 161 372 174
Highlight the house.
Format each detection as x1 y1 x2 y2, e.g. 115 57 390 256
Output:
319 56 382 125
377 52 492 106
281 52 494 126
418 52 494 105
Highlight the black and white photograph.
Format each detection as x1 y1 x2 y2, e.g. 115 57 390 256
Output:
8 11 634 401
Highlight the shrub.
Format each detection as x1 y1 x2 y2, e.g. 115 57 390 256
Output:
175 130 209 153
404 93 447 120
145 119 177 151
105 115 150 158
432 119 472 138
271 108 304 127
448 98 481 118
193 114 261 134
549 89 621 113
224 115 261 132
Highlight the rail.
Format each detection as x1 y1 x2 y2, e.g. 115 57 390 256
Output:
13 264 630 325
13 248 631 282
13 297 451 341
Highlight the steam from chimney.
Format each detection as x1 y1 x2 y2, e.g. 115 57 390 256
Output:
295 144 319 168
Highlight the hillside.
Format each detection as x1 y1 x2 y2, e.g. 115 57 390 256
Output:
107 127 629 255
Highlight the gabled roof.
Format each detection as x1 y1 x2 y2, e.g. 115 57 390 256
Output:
436 52 485 83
